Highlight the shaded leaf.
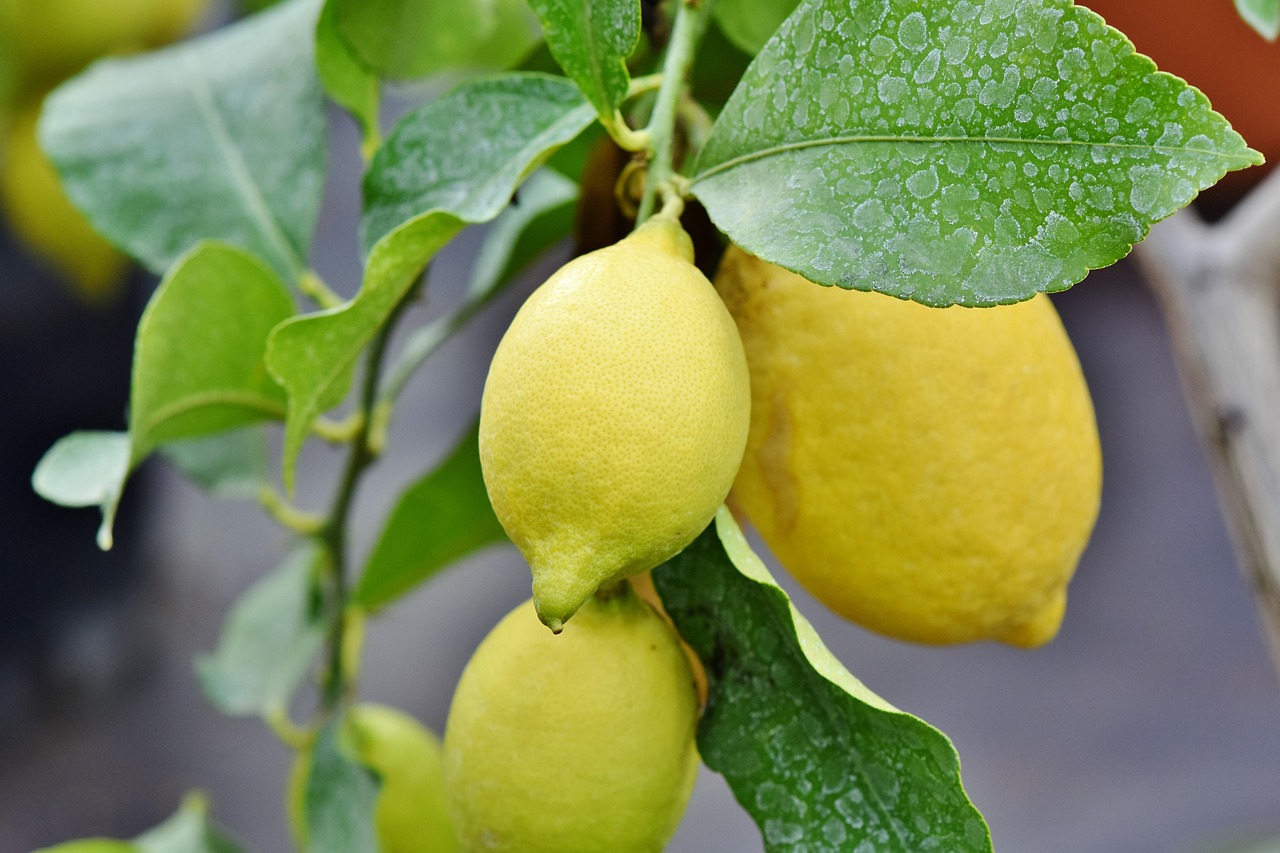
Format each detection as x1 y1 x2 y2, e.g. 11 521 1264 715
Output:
134 793 242 853
268 74 593 490
304 716 380 853
159 429 269 501
526 0 639 121
1236 0 1280 40
196 548 325 717
31 431 130 551
316 0 380 152
131 242 293 462
465 168 577 300
691 0 1264 306
333 0 495 80
653 508 992 853
712 0 800 54
355 422 507 611
40 0 326 283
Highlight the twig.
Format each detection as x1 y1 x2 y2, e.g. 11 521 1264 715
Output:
1135 174 1280 679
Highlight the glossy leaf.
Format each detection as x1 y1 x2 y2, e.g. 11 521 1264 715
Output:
691 0 1264 306
159 429 269 501
31 431 130 551
355 422 506 611
304 716 380 853
196 548 325 717
131 243 293 462
525 0 639 121
333 0 494 80
39 0 326 283
1236 0 1280 40
268 74 593 490
712 0 800 54
316 0 379 152
653 508 992 852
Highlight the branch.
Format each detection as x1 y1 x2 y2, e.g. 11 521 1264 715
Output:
1135 177 1280 678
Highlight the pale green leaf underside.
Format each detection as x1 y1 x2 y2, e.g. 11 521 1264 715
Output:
268 74 593 491
525 0 639 120
1236 0 1280 39
355 422 507 611
713 0 801 54
316 0 380 148
31 431 129 551
159 429 269 501
196 548 325 717
692 0 1264 307
653 508 991 852
40 0 325 283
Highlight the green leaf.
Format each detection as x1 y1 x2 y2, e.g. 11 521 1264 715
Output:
131 243 293 462
31 431 130 551
355 422 507 611
465 168 578 299
712 0 800 54
1236 0 1280 39
32 841 136 853
134 793 242 853
525 0 639 121
316 0 380 153
653 508 993 853
159 429 269 501
691 0 1264 307
39 0 326 283
267 73 593 491
333 0 495 80
195 548 325 717
304 716 380 853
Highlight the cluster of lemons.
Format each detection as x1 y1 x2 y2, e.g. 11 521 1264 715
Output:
0 0 206 300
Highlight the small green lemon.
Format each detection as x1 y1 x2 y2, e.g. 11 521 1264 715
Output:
443 591 699 852
289 703 459 853
715 246 1102 647
478 217 750 631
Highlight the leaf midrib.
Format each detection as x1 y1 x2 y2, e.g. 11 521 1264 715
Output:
691 133 1262 186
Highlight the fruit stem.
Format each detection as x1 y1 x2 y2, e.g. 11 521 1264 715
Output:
635 0 709 225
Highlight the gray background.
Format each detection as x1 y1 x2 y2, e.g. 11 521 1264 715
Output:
3 99 1280 853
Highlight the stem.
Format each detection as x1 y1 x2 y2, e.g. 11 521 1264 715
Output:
636 0 709 224
299 269 343 310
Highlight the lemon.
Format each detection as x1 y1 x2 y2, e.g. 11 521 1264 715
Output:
1 102 128 300
478 216 751 631
289 703 459 853
443 591 699 852
715 247 1102 647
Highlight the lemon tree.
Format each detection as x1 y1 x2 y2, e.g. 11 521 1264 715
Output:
23 0 1262 851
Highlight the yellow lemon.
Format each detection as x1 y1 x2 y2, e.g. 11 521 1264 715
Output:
0 102 129 300
289 703 459 853
478 217 751 631
715 246 1102 647
443 591 699 852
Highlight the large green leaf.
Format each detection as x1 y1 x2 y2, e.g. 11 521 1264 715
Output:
712 0 801 54
267 74 593 490
303 716 380 853
1236 0 1280 39
691 0 1264 307
316 0 380 153
130 243 293 461
355 422 507 611
525 0 639 121
39 0 326 283
653 508 992 852
196 548 325 717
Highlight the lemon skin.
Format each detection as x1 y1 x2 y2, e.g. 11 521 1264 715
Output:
443 592 700 852
716 246 1102 647
479 218 751 631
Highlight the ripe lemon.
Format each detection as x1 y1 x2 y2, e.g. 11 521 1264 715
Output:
443 591 699 852
715 247 1102 647
0 103 128 300
478 216 750 631
289 703 459 853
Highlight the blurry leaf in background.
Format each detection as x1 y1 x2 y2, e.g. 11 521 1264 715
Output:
31 431 130 551
692 0 1263 307
315 0 380 155
355 422 507 611
39 0 326 285
654 509 992 853
1235 0 1279 40
159 428 269 501
711 0 799 54
301 716 380 853
32 793 243 853
525 0 639 123
196 547 325 717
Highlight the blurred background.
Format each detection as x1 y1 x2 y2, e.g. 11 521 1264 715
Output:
2 1 1279 851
